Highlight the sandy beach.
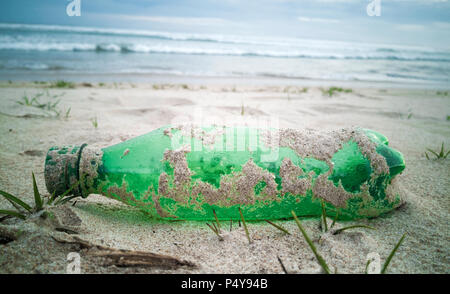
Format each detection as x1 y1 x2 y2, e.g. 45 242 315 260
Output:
0 80 448 273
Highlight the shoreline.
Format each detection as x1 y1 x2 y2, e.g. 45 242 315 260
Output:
1 74 449 90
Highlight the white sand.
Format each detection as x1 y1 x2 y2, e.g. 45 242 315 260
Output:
0 81 448 273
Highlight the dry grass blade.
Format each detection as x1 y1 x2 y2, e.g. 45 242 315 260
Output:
213 209 221 233
239 207 251 244
381 232 407 274
332 225 376 235
277 256 289 274
206 223 223 241
0 209 26 220
0 189 32 213
212 222 218 232
291 210 331 274
321 200 328 232
265 220 290 235
32 172 43 211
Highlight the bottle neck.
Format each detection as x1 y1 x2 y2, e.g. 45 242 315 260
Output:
78 146 104 198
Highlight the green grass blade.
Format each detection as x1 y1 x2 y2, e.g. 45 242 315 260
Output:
321 200 328 232
365 259 372 274
55 195 78 206
239 207 251 244
381 232 407 274
213 209 221 233
0 209 26 220
47 191 56 205
439 142 444 157
291 210 331 274
265 220 291 235
3 195 23 212
332 225 376 235
0 190 32 213
32 172 43 211
426 148 439 158
52 180 79 205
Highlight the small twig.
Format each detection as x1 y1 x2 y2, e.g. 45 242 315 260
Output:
277 256 289 274
239 207 251 244
52 235 196 269
55 227 79 235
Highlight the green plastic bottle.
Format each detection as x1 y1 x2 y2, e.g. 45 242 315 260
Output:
44 125 405 220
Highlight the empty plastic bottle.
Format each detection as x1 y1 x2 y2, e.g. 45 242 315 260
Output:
44 125 405 220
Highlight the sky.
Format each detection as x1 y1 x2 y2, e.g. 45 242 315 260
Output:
0 0 449 47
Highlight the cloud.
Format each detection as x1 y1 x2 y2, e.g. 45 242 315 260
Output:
298 16 340 23
433 21 450 29
114 14 232 26
395 24 425 31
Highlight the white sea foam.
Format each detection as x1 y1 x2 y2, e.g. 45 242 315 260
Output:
0 23 449 84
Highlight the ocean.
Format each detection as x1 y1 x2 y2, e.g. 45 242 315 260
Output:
0 23 449 87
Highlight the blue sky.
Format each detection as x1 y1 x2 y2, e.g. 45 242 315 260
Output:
1 0 449 47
